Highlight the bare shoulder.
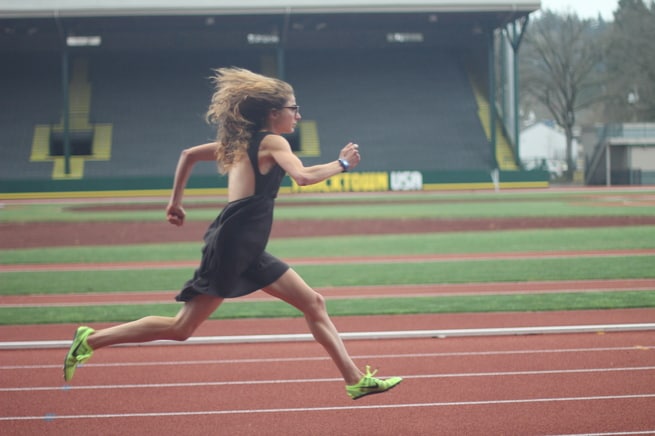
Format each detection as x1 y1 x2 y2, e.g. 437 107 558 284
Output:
260 133 291 152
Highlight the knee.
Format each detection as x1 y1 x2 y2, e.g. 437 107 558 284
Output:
303 292 328 319
169 320 198 342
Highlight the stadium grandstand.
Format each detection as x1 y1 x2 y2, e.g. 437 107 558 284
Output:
0 0 548 196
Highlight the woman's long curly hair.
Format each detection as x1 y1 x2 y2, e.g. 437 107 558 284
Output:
206 67 293 174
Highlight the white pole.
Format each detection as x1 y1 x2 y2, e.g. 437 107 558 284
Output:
605 142 611 186
491 168 500 192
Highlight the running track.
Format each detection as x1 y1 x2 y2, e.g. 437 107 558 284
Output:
1 251 655 434
1 310 655 435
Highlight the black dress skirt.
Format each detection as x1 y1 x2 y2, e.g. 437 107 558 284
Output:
176 195 289 301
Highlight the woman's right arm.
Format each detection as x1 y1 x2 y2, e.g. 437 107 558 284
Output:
166 142 217 226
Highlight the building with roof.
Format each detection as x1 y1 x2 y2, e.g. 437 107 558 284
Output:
0 1 548 196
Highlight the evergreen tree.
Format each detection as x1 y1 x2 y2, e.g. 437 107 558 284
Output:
605 0 655 121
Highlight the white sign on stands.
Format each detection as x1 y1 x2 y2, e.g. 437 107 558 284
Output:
390 171 422 191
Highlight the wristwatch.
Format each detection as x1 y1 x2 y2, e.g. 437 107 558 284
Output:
338 158 350 172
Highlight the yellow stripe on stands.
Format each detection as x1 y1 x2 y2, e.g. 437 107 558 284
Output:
28 59 112 180
0 182 548 200
297 121 321 157
29 125 52 161
90 124 113 160
51 157 85 179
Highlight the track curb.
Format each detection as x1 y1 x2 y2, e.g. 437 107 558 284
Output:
3 323 655 350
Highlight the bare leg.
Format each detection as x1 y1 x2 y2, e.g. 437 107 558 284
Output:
86 294 223 350
262 269 363 385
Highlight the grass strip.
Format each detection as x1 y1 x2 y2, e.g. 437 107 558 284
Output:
3 255 654 296
2 256 654 296
3 192 655 222
1 291 653 325
2 226 655 265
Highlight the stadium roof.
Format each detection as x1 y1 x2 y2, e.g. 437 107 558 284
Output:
0 1 539 52
2 1 540 18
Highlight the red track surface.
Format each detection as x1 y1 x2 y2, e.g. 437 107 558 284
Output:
1 258 655 434
1 319 654 435
1 310 654 435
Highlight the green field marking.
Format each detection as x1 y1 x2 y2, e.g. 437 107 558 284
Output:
1 226 654 265
2 190 655 324
1 256 653 296
1 291 653 325
2 190 655 222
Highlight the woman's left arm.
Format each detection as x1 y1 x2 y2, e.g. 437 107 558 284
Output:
266 135 360 186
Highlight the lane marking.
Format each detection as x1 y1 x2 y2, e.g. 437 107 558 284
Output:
3 250 655 272
2 324 655 350
3 279 653 308
2 345 654 371
551 432 655 436
3 366 655 392
3 285 655 308
2 394 655 421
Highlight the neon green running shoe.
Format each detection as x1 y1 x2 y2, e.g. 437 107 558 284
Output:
346 365 402 400
63 326 95 382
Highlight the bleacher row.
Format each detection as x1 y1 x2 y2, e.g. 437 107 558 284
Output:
0 47 492 182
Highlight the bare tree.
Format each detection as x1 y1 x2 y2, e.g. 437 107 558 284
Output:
520 11 604 181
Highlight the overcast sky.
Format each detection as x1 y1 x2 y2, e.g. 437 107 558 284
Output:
540 0 619 20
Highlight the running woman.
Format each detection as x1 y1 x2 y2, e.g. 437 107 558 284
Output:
64 67 401 400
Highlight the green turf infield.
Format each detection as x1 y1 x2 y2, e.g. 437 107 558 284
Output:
1 189 654 324
1 291 653 325
1 226 654 265
2 255 654 296
2 190 655 222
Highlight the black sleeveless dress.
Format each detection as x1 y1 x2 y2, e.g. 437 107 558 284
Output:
175 131 290 301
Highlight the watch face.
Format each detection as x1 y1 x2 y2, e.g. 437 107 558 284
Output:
339 159 349 171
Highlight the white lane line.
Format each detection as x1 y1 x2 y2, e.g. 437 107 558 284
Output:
2 345 654 371
2 324 655 350
2 394 655 421
5 250 655 273
3 366 655 392
3 286 655 308
550 432 655 436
